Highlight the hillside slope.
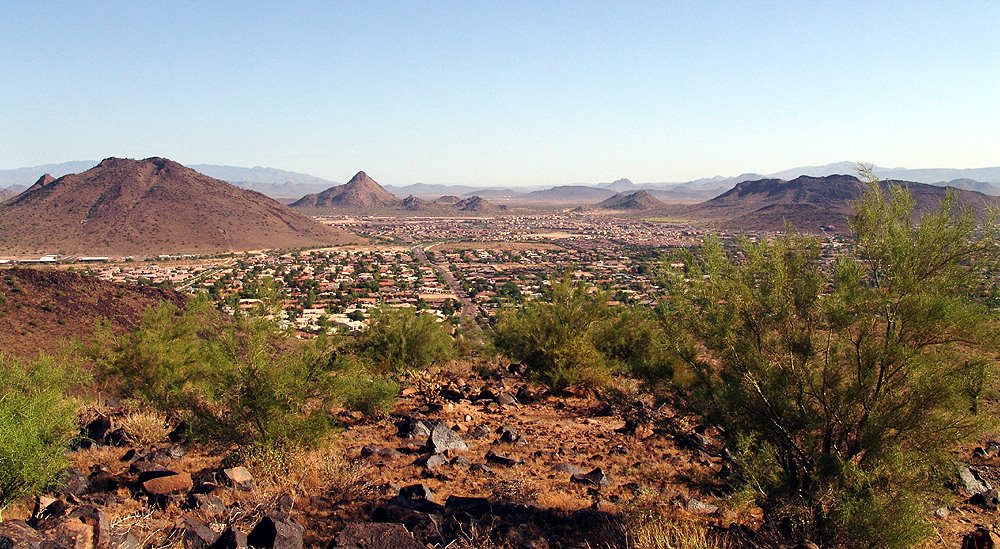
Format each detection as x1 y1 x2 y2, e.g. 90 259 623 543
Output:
0 157 357 256
0 267 185 358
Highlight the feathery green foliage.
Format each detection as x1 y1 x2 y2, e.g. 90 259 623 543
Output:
358 306 457 372
494 275 665 390
0 354 84 512
93 296 398 447
660 175 999 546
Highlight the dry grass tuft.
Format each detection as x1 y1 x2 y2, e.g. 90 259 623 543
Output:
118 410 171 446
239 441 374 502
624 509 733 549
489 473 542 505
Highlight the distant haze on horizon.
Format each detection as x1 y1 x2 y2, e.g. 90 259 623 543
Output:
2 2 997 186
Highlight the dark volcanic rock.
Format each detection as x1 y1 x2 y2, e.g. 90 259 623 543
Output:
211 527 248 549
570 467 611 487
0 520 45 548
247 514 304 549
485 450 523 467
333 522 424 549
180 516 219 548
399 484 437 503
963 527 995 549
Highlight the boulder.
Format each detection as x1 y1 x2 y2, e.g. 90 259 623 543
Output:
246 514 304 549
485 450 523 467
399 484 437 503
180 516 219 548
333 522 424 549
222 467 255 491
960 465 991 495
0 520 45 548
570 467 611 487
211 527 247 549
962 528 996 549
142 472 193 496
426 423 468 454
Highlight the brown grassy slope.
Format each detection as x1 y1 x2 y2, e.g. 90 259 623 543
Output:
0 267 185 358
0 157 359 257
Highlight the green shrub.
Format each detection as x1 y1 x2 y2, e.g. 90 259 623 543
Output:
328 355 400 418
494 275 661 390
93 300 398 448
91 295 220 411
659 177 999 547
357 306 457 372
0 354 83 513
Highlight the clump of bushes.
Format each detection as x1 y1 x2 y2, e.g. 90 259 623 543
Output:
356 306 457 372
92 296 400 448
493 275 665 390
0 353 84 513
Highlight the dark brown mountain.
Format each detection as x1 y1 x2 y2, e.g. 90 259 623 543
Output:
291 171 401 209
402 195 430 210
453 195 502 212
598 190 666 210
0 267 186 358
0 157 357 256
687 174 998 232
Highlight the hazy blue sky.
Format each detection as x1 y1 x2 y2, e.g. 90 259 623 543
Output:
2 2 997 186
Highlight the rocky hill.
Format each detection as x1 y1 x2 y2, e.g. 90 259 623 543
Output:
291 171 401 209
402 195 430 211
687 174 998 232
598 190 666 211
452 196 502 213
0 157 355 257
0 267 185 358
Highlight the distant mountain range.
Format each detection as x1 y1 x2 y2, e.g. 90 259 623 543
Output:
291 171 505 213
680 174 999 233
2 161 998 204
0 157 356 257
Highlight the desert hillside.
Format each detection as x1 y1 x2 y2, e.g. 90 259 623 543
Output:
0 157 358 257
